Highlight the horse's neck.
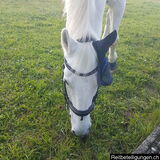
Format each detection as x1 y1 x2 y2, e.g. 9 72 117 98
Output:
64 0 106 41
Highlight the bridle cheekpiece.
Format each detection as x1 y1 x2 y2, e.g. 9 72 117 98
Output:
63 59 99 121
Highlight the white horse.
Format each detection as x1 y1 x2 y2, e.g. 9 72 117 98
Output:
61 0 126 136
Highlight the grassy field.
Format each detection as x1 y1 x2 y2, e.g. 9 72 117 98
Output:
0 0 160 159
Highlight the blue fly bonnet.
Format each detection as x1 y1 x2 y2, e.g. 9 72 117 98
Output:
93 30 117 87
98 57 112 86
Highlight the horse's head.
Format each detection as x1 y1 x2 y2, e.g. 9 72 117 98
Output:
61 28 117 137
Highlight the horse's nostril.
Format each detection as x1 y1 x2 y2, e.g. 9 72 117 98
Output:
71 128 90 137
71 130 76 135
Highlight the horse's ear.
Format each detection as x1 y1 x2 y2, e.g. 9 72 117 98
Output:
61 28 77 55
92 30 117 62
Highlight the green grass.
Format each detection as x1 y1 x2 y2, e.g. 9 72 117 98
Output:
0 0 160 159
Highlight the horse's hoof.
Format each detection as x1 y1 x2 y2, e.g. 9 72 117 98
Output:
109 61 117 71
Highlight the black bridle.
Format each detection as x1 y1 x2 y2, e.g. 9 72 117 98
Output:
61 31 117 121
62 59 99 121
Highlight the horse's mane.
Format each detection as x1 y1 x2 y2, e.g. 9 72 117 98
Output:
63 0 106 41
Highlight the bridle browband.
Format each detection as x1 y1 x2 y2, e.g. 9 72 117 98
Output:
63 59 99 121
64 59 98 77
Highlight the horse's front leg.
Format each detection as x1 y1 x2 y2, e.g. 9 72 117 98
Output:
103 0 126 70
